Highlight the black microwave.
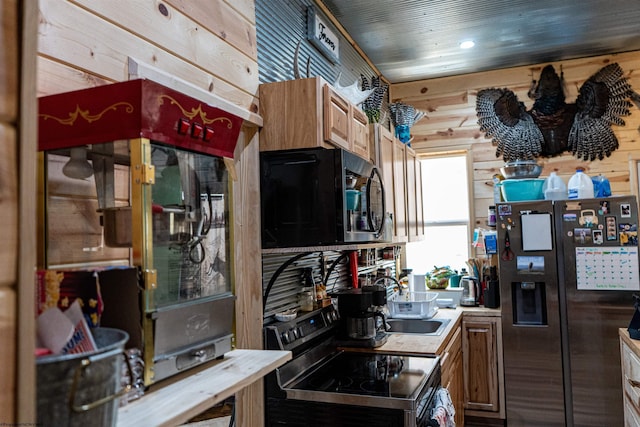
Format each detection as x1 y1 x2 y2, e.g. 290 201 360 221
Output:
260 148 387 248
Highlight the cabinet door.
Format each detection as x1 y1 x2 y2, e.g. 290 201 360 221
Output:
351 107 370 160
441 327 465 427
406 146 423 242
323 84 350 150
462 317 500 412
376 126 396 237
415 160 425 237
392 139 408 242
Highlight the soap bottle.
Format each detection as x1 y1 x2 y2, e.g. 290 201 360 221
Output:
399 268 412 301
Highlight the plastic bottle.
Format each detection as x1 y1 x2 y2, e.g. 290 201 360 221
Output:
592 174 612 198
567 168 594 199
487 206 497 227
543 172 568 200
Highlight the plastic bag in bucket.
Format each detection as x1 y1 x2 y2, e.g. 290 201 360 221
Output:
37 328 129 427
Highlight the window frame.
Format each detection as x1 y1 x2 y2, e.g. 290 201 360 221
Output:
419 147 475 249
402 147 475 269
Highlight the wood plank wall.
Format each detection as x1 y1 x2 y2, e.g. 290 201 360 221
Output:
390 52 640 228
34 1 263 425
0 1 19 420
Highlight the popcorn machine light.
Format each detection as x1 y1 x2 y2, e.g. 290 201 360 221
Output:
38 79 243 385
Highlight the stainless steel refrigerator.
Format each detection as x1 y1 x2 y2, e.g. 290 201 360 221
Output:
496 196 640 426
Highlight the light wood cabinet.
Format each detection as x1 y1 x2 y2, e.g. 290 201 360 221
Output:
351 106 371 161
378 126 407 242
620 329 640 426
322 84 350 150
462 313 505 419
371 123 426 243
259 77 370 160
405 146 424 242
440 326 465 427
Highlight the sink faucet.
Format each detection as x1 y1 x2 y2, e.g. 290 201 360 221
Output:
373 275 402 297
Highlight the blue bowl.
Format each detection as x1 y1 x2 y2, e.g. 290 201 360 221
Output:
499 178 545 202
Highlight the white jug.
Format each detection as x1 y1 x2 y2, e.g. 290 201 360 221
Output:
567 169 594 199
543 172 567 200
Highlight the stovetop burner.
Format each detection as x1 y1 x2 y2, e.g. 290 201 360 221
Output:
290 352 437 399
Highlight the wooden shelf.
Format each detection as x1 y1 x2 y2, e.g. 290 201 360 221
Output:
116 349 291 427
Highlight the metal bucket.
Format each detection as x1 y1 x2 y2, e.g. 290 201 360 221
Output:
37 328 129 427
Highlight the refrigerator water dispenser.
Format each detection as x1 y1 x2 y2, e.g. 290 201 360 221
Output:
512 281 547 325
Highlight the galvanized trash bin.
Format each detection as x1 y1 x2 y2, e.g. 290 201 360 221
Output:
37 328 130 427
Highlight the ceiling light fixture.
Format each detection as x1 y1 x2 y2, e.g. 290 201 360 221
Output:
460 40 475 49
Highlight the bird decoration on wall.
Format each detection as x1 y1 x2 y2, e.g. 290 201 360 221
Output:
388 102 427 145
476 63 640 162
360 74 389 124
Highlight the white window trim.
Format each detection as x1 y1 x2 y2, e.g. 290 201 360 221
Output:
418 148 475 257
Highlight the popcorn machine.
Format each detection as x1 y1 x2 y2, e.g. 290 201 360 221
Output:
38 79 243 384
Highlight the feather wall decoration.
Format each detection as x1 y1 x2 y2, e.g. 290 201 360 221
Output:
476 63 640 162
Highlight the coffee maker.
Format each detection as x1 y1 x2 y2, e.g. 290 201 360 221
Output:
333 286 389 347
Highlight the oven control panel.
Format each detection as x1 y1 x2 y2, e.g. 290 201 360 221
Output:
264 305 339 351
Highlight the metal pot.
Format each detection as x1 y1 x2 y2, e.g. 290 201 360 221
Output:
500 160 543 179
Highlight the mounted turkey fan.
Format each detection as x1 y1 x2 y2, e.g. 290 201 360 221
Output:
476 63 640 162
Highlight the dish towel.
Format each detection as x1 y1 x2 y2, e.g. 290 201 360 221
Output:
431 386 456 427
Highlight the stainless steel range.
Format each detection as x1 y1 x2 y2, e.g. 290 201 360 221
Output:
264 305 441 427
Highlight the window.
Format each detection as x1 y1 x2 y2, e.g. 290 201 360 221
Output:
406 153 471 275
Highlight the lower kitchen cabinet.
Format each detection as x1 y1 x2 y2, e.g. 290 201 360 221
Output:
440 326 464 426
462 311 505 421
620 328 640 426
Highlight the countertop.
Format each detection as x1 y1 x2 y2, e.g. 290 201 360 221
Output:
620 328 640 355
116 349 291 427
341 306 500 356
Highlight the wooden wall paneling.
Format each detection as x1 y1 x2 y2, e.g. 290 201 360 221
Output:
0 0 18 122
36 57 112 97
391 51 640 228
222 0 256 24
0 124 18 286
68 0 258 93
233 124 264 427
0 0 20 402
0 288 17 420
19 0 39 422
37 1 259 112
165 0 258 59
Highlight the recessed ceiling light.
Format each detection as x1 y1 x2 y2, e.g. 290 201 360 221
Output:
460 40 475 49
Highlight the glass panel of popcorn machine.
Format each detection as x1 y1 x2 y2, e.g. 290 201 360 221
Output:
150 143 231 308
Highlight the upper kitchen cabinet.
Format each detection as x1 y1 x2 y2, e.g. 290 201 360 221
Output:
372 124 424 243
406 146 425 242
373 124 406 242
259 77 370 160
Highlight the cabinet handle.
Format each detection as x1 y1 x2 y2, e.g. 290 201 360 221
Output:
629 378 640 388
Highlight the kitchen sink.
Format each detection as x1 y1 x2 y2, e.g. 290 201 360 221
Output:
386 318 451 335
